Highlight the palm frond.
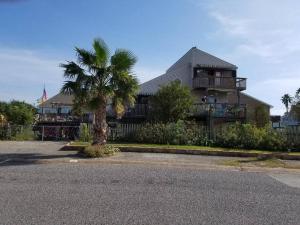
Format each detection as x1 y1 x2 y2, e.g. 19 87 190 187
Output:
93 38 110 67
75 47 96 68
60 61 85 79
111 49 137 71
60 81 78 95
112 97 126 119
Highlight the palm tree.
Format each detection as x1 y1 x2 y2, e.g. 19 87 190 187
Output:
281 94 292 114
61 38 139 145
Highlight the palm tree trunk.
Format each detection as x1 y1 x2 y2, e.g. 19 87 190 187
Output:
93 101 108 145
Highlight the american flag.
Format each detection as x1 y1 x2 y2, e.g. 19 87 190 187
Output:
37 86 48 104
41 87 47 103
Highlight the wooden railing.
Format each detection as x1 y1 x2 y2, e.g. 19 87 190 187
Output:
37 114 90 123
108 103 246 119
192 103 247 118
107 104 149 118
39 103 246 121
193 76 246 90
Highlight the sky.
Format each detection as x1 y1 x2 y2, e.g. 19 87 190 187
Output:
0 0 299 115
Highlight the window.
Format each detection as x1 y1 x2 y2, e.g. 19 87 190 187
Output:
215 71 221 86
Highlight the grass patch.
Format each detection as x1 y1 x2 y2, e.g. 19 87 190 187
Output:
70 141 90 146
70 141 300 156
83 144 119 158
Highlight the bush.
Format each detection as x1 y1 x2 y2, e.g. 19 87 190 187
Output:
79 123 92 142
0 125 36 141
215 123 288 151
130 120 211 146
259 129 287 151
117 121 292 151
83 144 119 158
12 127 36 141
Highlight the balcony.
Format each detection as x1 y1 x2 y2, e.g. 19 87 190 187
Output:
123 104 148 118
108 103 246 120
192 76 246 91
37 113 91 123
192 103 247 119
107 104 148 118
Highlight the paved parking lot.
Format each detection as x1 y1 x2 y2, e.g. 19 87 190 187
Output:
0 162 299 225
0 141 78 162
0 141 299 224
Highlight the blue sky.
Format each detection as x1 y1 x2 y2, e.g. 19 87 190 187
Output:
0 0 300 115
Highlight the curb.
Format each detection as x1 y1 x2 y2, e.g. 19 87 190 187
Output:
120 147 300 160
2 157 299 174
62 144 300 160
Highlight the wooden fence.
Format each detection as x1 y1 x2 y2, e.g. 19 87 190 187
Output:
285 125 300 146
0 123 299 145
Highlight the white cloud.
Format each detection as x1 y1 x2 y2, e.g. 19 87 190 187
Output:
0 47 64 104
247 77 300 115
0 47 164 105
191 0 300 115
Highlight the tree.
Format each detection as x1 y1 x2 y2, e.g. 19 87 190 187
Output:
294 88 300 104
61 38 139 145
281 94 292 114
0 100 36 125
149 80 194 122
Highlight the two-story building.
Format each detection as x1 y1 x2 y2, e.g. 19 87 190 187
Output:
112 47 271 123
38 47 271 133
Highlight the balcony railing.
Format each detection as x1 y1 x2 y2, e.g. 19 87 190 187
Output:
39 103 246 121
123 104 148 118
192 103 247 118
107 104 149 118
37 114 91 123
192 76 246 90
108 103 246 119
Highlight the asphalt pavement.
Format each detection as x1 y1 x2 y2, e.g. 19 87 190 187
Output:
0 161 299 225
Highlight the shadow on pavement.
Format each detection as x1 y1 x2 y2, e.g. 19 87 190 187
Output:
0 152 82 167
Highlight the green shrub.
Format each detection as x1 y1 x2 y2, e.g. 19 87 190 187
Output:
83 144 119 158
215 123 288 151
259 129 287 151
79 123 92 142
12 127 36 141
117 121 292 151
0 125 36 141
130 120 211 146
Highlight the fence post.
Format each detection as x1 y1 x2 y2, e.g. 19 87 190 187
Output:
42 126 44 141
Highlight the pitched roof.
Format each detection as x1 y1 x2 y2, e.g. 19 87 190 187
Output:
139 73 169 95
167 47 237 72
39 93 74 107
240 92 273 107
